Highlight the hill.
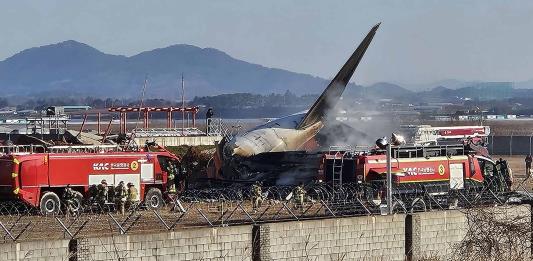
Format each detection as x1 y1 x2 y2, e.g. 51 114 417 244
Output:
2 40 533 102
0 41 334 98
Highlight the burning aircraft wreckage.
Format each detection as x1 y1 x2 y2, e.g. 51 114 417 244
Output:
208 23 381 185
207 23 511 204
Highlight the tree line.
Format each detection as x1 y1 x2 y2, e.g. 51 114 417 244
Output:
4 91 315 109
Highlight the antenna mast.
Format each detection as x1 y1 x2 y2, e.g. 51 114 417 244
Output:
135 75 148 131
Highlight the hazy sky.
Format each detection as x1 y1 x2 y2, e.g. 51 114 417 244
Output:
1 0 532 86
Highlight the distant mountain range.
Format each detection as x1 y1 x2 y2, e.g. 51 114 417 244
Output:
0 40 330 98
343 81 533 103
1 40 532 101
401 79 533 91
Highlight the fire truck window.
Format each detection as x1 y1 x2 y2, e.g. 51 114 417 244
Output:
169 160 180 172
157 156 180 174
484 163 494 177
157 156 171 172
477 158 495 177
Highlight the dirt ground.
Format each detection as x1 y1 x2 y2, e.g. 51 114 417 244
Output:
0 200 330 243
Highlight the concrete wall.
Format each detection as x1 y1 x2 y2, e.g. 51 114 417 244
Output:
0 205 529 261
410 210 467 259
259 215 406 261
0 239 70 261
80 225 252 261
410 205 531 260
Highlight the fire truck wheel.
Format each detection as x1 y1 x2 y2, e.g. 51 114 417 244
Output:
40 192 61 215
145 188 164 209
70 191 84 212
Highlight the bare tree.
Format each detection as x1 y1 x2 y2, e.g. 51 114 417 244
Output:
450 206 531 261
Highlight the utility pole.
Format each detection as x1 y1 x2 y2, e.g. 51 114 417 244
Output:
135 76 148 131
386 143 393 214
181 74 185 134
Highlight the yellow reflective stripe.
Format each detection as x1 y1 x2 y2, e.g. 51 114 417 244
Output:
11 172 17 178
13 188 19 195
13 158 19 165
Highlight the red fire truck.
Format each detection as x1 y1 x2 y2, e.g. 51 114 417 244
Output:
318 144 511 209
0 145 181 214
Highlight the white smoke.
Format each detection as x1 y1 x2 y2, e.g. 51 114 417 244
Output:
318 108 399 149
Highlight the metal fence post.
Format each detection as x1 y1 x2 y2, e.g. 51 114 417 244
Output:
387 144 392 215
529 134 532 155
491 134 494 155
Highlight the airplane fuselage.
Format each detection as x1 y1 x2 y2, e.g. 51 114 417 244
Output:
225 112 323 157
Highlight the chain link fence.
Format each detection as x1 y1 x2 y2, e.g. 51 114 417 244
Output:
0 180 531 244
489 135 533 155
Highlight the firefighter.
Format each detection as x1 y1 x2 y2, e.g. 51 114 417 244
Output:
96 179 109 208
496 158 504 165
495 158 509 188
493 158 507 192
206 108 214 134
497 158 512 190
127 182 139 209
293 182 306 210
526 155 532 179
63 184 76 217
88 184 98 202
167 163 177 193
115 181 127 215
251 181 263 210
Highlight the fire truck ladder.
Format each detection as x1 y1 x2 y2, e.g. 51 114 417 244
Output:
0 145 46 154
331 152 344 189
329 146 352 193
47 145 126 153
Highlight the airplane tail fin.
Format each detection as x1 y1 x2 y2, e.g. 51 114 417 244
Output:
297 23 380 129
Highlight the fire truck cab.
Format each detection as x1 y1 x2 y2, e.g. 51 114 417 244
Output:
0 146 182 214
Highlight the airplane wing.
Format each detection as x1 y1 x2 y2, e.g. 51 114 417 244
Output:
297 23 380 129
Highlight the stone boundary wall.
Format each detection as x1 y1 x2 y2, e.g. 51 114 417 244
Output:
259 214 405 260
410 204 531 260
0 205 529 261
0 239 70 260
410 210 468 259
80 225 252 261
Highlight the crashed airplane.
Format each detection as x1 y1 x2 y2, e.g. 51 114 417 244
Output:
209 23 381 184
224 23 380 158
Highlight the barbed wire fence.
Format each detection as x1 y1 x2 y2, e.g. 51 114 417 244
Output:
0 181 532 260
0 181 531 243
